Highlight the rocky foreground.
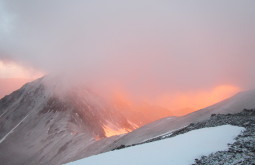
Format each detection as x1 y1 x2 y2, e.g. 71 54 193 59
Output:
114 109 255 165
192 109 255 165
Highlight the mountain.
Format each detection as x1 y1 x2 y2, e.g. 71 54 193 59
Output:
106 89 255 148
1 76 255 164
0 77 136 165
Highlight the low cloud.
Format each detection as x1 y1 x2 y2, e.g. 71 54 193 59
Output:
0 0 255 100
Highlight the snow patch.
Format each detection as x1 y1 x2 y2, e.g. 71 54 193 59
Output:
66 125 244 165
0 112 31 144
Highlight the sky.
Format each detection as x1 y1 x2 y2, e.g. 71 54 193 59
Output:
0 0 255 115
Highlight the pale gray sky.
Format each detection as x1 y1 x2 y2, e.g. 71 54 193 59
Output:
0 0 255 98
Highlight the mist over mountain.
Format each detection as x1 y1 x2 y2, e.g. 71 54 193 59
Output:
1 0 255 102
0 77 137 165
101 89 255 148
0 77 255 164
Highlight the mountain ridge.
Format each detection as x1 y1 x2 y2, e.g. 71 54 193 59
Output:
0 77 136 165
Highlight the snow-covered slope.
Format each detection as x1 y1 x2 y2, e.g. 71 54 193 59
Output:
66 125 244 165
0 77 136 165
109 90 255 147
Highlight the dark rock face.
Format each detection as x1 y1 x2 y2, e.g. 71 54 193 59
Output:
0 77 136 165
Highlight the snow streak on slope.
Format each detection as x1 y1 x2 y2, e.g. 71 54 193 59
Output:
66 125 244 165
0 111 31 144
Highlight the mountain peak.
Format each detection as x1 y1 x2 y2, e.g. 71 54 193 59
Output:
0 77 136 164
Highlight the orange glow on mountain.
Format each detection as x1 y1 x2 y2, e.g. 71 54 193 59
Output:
110 89 173 126
156 85 241 116
0 60 241 124
103 125 132 137
110 85 241 124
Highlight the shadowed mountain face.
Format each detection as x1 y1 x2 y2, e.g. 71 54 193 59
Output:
0 77 136 165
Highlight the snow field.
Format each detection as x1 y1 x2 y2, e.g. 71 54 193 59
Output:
66 125 244 165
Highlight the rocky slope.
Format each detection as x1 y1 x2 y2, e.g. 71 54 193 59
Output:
112 109 255 165
192 109 255 165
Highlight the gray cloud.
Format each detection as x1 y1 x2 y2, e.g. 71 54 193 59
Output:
0 0 255 97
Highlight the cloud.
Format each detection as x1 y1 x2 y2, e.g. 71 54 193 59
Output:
0 0 255 97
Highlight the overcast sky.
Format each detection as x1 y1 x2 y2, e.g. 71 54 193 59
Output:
0 0 255 107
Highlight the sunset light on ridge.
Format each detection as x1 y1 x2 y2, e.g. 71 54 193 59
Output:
108 84 240 123
103 125 133 137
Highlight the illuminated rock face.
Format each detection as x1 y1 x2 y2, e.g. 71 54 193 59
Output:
0 77 136 165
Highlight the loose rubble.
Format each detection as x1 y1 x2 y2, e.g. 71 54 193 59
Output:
192 109 255 165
